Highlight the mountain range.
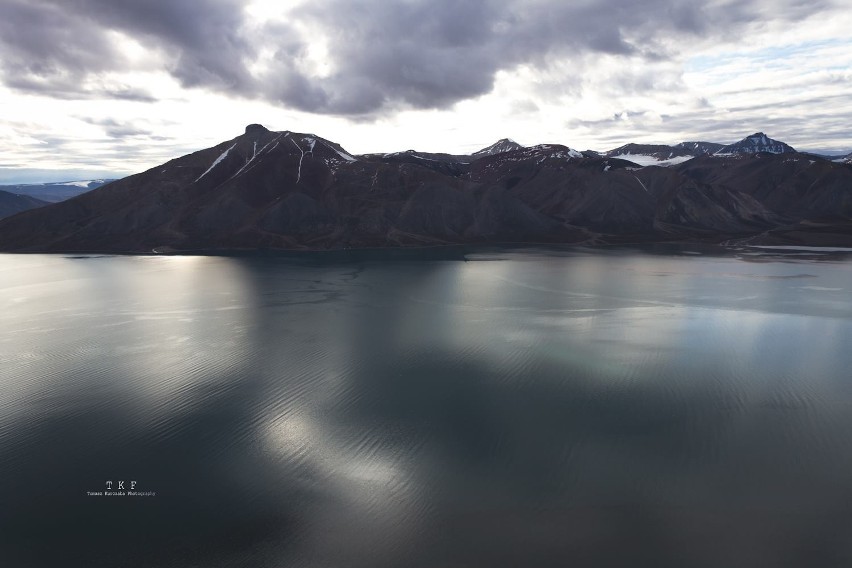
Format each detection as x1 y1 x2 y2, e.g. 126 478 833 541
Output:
0 126 850 252
0 179 114 220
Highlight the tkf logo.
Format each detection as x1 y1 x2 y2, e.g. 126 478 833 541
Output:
106 480 137 490
87 479 155 497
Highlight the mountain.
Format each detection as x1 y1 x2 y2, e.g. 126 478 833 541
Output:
675 141 724 155
0 179 115 203
675 152 852 220
0 190 50 220
674 152 852 245
473 138 525 157
604 143 696 166
715 132 796 155
0 124 850 252
603 140 723 167
366 149 470 177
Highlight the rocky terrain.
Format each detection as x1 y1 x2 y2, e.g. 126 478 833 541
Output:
0 125 850 252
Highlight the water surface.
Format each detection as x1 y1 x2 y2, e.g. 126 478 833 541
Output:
2 245 852 567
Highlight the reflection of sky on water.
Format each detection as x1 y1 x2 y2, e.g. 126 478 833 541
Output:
1 256 256 430
3 247 852 566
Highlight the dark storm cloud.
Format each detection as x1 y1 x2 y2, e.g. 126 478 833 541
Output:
0 0 841 115
0 0 121 96
271 0 838 115
55 0 254 91
0 0 253 97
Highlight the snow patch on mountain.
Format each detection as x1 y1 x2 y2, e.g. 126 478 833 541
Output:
526 144 583 159
196 143 236 182
614 154 693 167
633 176 650 193
12 179 110 188
304 137 356 162
61 180 106 188
291 138 306 183
328 144 357 162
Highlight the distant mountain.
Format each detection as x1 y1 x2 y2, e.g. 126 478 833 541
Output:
603 134 798 168
0 190 49 220
0 125 850 251
1 179 115 203
604 143 696 166
367 149 470 176
843 152 852 164
675 141 724 155
472 138 525 157
715 132 796 155
604 141 727 167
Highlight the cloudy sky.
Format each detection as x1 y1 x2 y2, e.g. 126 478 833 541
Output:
1 0 851 183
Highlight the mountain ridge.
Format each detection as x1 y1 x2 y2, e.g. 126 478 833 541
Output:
0 125 850 252
0 190 50 220
0 179 115 203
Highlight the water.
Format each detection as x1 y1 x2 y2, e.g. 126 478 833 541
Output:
2 246 852 567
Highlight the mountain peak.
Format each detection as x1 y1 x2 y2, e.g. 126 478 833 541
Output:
716 132 795 155
245 123 269 135
473 138 525 157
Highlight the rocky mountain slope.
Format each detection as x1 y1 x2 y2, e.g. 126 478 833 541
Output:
715 132 796 155
0 125 849 252
0 190 49 220
473 138 525 157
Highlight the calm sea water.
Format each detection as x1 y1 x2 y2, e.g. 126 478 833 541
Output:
2 245 852 567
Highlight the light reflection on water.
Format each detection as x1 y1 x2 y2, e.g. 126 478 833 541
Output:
2 247 852 567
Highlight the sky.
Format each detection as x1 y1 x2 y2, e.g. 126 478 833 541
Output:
1 0 851 183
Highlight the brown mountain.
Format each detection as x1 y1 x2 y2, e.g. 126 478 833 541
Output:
0 125 849 252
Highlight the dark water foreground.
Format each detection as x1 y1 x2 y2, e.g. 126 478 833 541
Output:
2 245 852 567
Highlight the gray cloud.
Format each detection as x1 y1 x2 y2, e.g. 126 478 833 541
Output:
103 87 158 103
81 117 153 139
0 0 252 98
565 97 852 153
0 0 842 116
265 0 836 115
0 0 122 96
56 0 254 91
